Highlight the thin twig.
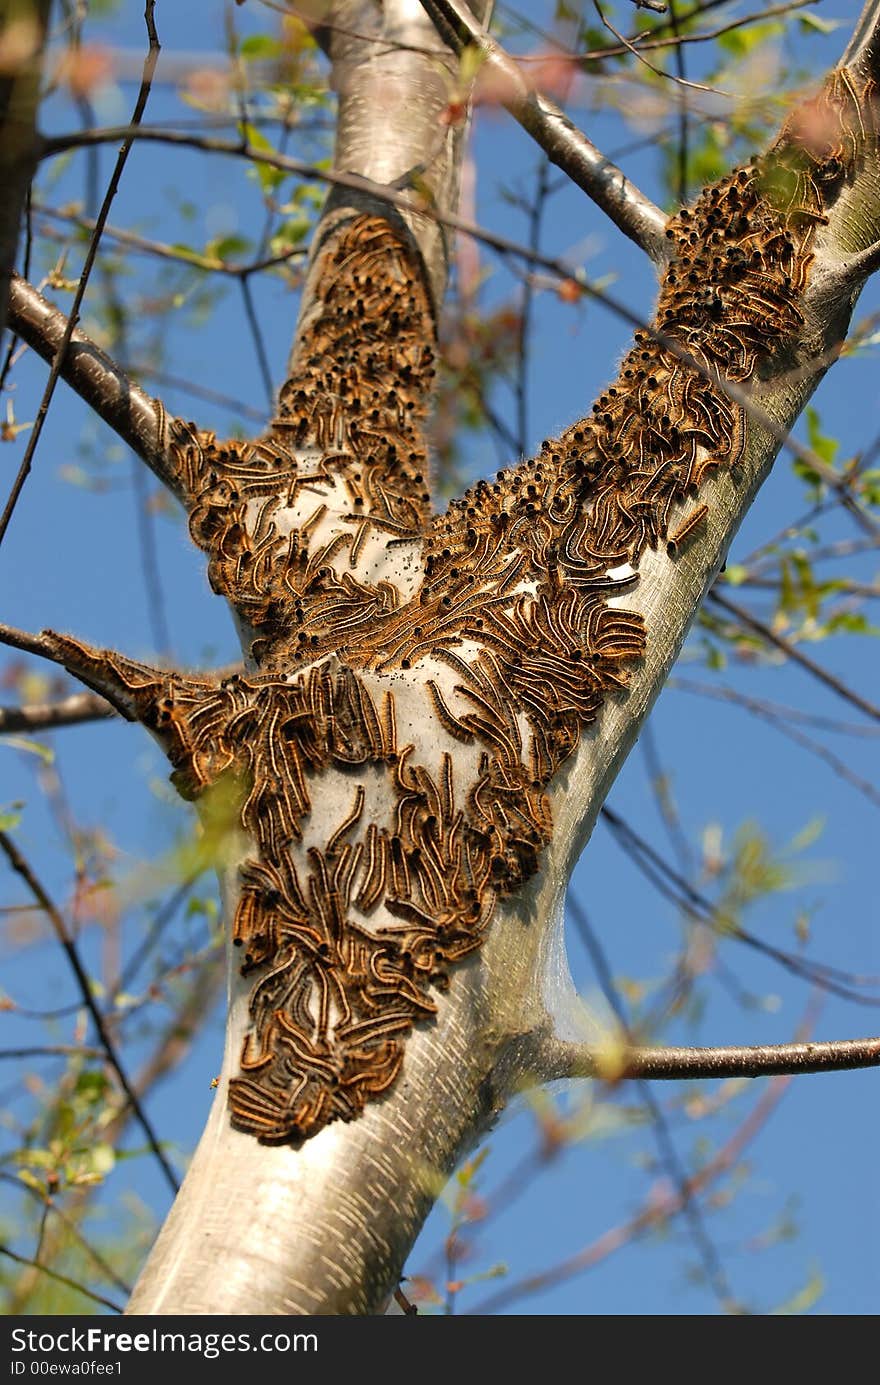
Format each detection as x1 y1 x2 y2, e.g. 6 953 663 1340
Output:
32 200 308 277
708 589 880 724
668 0 689 205
669 675 880 739
515 158 550 457
640 720 694 876
0 1046 104 1060
469 1068 794 1314
568 895 740 1312
0 1241 123 1314
592 0 726 97
670 676 880 809
240 276 275 412
600 804 880 1004
120 360 266 422
2 1171 132 1297
0 830 179 1195
0 4 163 547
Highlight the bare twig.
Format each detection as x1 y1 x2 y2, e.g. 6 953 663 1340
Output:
670 676 880 810
640 720 694 876
0 830 179 1195
0 1241 123 1314
592 0 727 98
668 676 880 739
708 590 880 725
36 122 877 521
600 804 880 1004
418 0 669 261
539 1033 880 1083
515 158 550 456
667 0 689 205
470 1070 794 1314
568 895 740 1312
0 1045 104 1060
2 1171 133 1298
0 3 163 547
568 1 820 65
32 200 309 277
240 276 275 412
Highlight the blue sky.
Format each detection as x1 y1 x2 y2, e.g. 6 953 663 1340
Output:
0 0 877 1315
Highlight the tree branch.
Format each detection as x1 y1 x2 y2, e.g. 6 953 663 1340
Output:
0 621 158 719
299 0 493 320
538 1034 880 1082
417 0 669 262
0 690 116 734
33 122 875 526
470 1069 793 1314
6 274 176 490
0 2 162 547
0 1242 123 1315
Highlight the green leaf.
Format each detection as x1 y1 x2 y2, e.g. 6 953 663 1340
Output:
805 406 839 467
269 216 311 256
458 43 485 86
170 241 212 267
186 894 218 921
87 1142 116 1178
771 1266 825 1315
242 123 286 193
456 1146 491 1189
717 19 784 59
787 817 825 854
820 611 876 636
17 1169 46 1192
204 233 251 263
797 14 842 35
3 736 54 763
240 34 284 60
74 1069 111 1104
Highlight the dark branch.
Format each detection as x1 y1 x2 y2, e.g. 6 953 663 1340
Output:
709 590 880 725
0 1242 123 1315
0 4 164 546
0 829 179 1195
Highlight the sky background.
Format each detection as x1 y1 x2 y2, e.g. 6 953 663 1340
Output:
0 0 878 1315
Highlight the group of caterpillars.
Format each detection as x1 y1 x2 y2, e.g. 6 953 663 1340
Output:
51 70 876 1142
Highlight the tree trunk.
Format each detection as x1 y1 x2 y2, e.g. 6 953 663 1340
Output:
4 0 879 1319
